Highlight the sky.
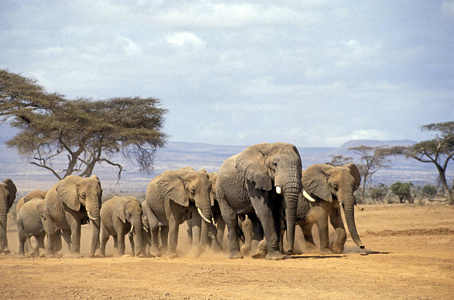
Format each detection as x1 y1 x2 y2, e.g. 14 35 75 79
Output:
1 0 453 148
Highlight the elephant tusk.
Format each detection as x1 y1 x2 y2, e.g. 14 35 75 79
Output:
212 218 217 226
142 226 149 233
129 225 134 234
303 190 316 202
276 186 282 194
197 207 211 224
87 211 97 221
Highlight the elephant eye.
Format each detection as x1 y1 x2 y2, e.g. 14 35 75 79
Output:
191 188 196 194
332 183 338 190
81 192 86 199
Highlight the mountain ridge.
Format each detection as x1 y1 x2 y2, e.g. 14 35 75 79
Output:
0 139 450 195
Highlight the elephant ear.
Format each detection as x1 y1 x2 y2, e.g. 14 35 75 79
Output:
2 178 17 209
57 175 81 211
208 172 218 206
157 169 190 207
236 143 273 191
301 164 333 202
113 197 127 223
344 163 361 191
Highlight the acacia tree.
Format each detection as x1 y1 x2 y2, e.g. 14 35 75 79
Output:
390 122 454 204
325 155 353 166
348 145 391 201
0 69 167 180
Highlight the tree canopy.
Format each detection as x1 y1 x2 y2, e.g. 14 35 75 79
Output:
386 121 454 204
0 69 167 180
348 145 391 201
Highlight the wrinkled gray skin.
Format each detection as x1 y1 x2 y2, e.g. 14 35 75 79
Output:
216 143 302 260
187 172 225 252
142 167 213 257
43 175 102 257
99 196 146 257
301 163 364 253
16 198 62 257
0 179 17 254
16 190 47 215
16 190 48 254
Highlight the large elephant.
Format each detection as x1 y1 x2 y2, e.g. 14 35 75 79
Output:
142 167 213 257
16 198 62 257
43 175 102 257
99 196 145 257
216 142 302 260
301 163 365 253
0 178 17 254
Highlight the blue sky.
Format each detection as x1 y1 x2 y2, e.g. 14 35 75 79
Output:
1 1 453 147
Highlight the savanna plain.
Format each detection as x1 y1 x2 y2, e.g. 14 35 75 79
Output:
1 203 453 299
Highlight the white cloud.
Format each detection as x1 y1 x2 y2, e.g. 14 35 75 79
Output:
166 32 206 47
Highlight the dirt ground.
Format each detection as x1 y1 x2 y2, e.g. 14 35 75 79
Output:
1 203 453 300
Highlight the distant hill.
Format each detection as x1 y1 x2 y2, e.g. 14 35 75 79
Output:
1 138 451 195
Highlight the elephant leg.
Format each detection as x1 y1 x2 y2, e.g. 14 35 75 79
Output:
214 217 226 251
313 207 331 254
191 212 202 246
61 229 72 253
129 232 135 257
167 219 180 257
250 214 264 253
35 234 45 257
17 225 26 258
219 201 242 259
160 226 169 254
99 224 109 257
249 193 283 260
239 216 253 255
117 232 126 257
329 206 347 254
301 223 317 253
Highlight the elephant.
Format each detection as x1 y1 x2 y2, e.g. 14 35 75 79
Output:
16 190 47 214
142 167 213 258
187 172 225 252
216 142 302 260
0 178 17 254
300 163 365 253
99 196 146 257
16 198 62 257
16 190 47 254
43 175 102 257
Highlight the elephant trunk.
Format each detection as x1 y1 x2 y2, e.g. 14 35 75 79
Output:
87 198 101 257
341 193 365 249
282 171 302 254
133 220 143 256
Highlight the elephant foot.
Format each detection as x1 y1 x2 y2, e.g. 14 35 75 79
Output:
265 250 285 260
228 251 243 259
150 246 161 257
18 253 25 259
251 240 267 259
330 242 345 254
165 251 178 259
240 245 251 256
66 252 83 258
319 247 333 255
0 249 11 255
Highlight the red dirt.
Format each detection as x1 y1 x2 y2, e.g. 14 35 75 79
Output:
1 204 453 299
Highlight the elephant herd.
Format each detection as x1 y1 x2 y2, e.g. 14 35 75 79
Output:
1 142 365 260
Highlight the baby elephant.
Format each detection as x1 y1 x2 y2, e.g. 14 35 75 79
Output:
99 196 145 257
16 198 61 257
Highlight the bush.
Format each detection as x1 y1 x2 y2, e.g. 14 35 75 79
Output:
421 185 437 198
